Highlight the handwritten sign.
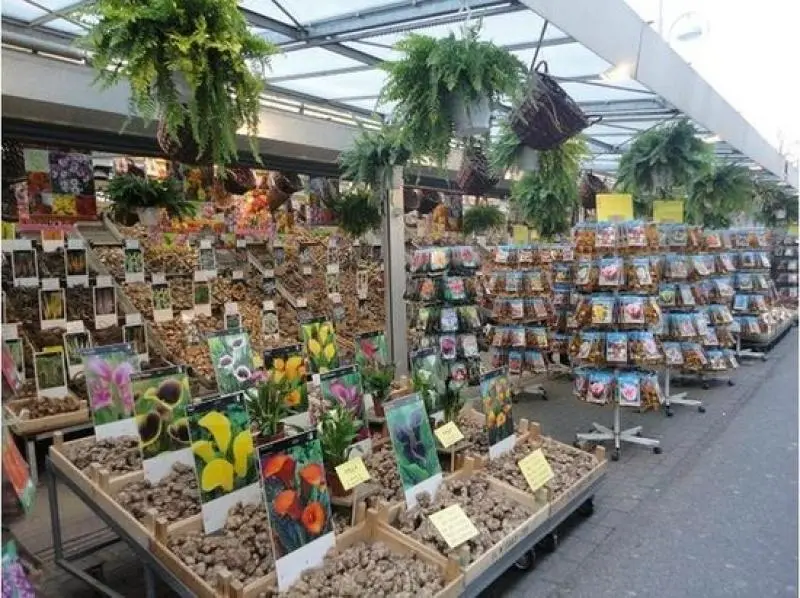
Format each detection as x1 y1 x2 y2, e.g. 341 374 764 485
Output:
518 449 554 493
334 457 371 491
652 200 684 223
596 194 633 222
428 505 480 549
434 421 464 448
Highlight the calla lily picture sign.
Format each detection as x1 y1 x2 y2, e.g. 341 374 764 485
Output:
81 343 141 440
319 365 371 455
207 328 256 395
263 344 308 413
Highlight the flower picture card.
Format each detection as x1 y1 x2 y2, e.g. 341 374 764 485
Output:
151 280 173 323
63 322 92 379
259 430 335 590
81 343 141 439
354 330 389 368
263 344 308 413
39 285 66 330
480 367 516 460
207 329 255 395
300 317 339 374
319 365 370 455
10 240 38 288
385 393 442 509
65 239 89 287
123 313 149 368
187 392 260 534
93 277 117 329
132 366 193 483
124 240 145 283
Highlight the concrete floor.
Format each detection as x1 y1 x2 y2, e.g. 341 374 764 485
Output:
8 329 799 598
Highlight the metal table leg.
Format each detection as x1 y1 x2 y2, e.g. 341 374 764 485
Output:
26 437 38 486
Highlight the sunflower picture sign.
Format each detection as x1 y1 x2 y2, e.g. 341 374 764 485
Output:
207 329 255 395
187 392 261 534
385 393 443 509
263 344 307 413
319 365 371 455
259 430 335 590
300 317 339 374
132 366 193 483
480 368 516 460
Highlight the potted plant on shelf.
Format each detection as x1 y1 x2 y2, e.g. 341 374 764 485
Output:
84 0 278 168
245 375 291 446
107 174 196 226
328 188 383 238
361 363 396 418
380 24 524 164
441 380 465 425
318 403 362 497
462 204 505 237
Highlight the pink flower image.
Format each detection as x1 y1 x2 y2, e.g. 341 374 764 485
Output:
112 361 134 387
329 380 361 412
89 358 114 383
92 387 112 410
359 339 378 362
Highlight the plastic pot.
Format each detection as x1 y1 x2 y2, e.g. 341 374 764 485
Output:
325 466 351 497
516 146 539 172
136 207 162 227
451 93 492 137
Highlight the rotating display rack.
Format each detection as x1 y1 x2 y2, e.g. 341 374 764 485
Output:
571 221 663 460
406 244 483 386
730 228 774 359
772 231 799 308
542 243 576 376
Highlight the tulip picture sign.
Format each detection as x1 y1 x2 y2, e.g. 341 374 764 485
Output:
81 343 141 439
319 365 371 454
300 317 339 374
187 392 261 534
480 368 516 459
263 344 308 413
132 366 193 483
385 393 443 509
259 430 335 590
207 329 255 395
354 330 389 367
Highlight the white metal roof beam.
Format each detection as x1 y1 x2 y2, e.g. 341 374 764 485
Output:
517 0 799 189
27 0 93 27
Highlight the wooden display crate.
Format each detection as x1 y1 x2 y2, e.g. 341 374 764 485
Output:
4 397 89 436
369 457 550 587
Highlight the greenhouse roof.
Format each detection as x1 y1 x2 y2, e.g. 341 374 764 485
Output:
2 0 797 189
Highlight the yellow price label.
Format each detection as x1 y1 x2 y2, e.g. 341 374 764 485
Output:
334 457 371 491
596 194 633 223
428 504 480 549
512 225 529 246
434 421 464 448
652 200 684 223
518 448 554 493
1 222 16 240
42 346 63 354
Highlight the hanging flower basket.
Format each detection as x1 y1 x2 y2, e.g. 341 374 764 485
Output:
223 167 256 195
579 171 609 210
457 145 499 196
450 93 492 137
510 61 595 151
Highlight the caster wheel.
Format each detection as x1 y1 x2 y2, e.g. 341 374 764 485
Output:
541 392 548 401
513 549 535 571
538 532 559 553
702 382 710 390
577 497 595 517
611 449 620 461
665 408 674 417
698 405 706 413
653 447 662 455
728 380 735 386
635 431 642 437
761 355 768 362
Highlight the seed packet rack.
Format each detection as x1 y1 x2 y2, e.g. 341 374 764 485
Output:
771 230 799 309
571 221 662 460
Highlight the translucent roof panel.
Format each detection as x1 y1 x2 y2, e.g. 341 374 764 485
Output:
268 48 367 79
2 0 48 22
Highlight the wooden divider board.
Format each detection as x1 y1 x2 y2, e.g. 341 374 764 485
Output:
5 398 89 436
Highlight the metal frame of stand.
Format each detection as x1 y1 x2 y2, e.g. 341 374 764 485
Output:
734 331 767 361
576 399 661 461
662 364 705 416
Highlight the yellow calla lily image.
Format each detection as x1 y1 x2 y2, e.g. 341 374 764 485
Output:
264 345 309 413
301 318 340 374
201 458 234 493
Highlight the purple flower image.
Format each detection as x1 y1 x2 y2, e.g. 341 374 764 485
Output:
82 345 140 429
49 152 94 196
320 368 368 442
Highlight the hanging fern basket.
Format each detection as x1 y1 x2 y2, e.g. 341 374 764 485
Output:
157 117 209 165
264 172 302 211
579 171 609 210
223 167 257 195
517 146 540 172
511 62 592 151
457 145 499 196
451 93 492 137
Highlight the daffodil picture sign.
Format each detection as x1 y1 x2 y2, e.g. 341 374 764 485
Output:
187 392 261 534
300 317 339 374
480 367 516 460
132 366 193 483
81 343 141 440
259 430 335 590
263 344 308 413
385 393 443 509
319 365 371 454
207 329 255 395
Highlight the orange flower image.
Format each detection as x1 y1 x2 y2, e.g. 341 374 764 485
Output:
301 501 326 535
261 454 295 486
273 490 302 520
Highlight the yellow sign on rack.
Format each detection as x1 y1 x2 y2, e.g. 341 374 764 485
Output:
596 194 633 222
518 448 554 492
43 346 63 354
788 224 799 236
428 504 480 549
1 222 16 240
334 457 371 491
653 200 684 223
512 225 529 246
434 421 465 448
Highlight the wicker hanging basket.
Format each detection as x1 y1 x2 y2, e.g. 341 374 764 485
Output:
265 172 302 211
2 140 25 182
510 61 595 151
457 145 499 196
223 167 256 195
157 117 210 165
579 171 609 210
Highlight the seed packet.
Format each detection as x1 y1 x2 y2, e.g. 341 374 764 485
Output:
586 370 614 405
595 223 617 248
619 295 645 324
735 273 753 291
640 372 663 406
526 269 546 293
574 295 592 326
452 245 479 270
750 294 767 312
715 277 735 300
591 295 615 326
577 332 603 365
625 220 647 248
501 272 519 294
681 342 707 370
616 372 641 407
440 334 457 360
448 361 469 388
703 230 722 249
732 294 749 312
753 274 769 291
529 327 549 349
574 259 594 289
573 224 596 253
493 246 511 265
716 326 734 346
702 327 720 346
552 285 570 308
490 347 505 369
739 251 756 269
678 284 696 307
416 277 438 302
532 298 550 320
606 332 628 364
492 299 510 321
666 255 689 280
509 299 525 320
517 247 534 265
692 313 709 336
429 247 450 272
460 334 479 358
629 258 653 289
527 350 547 373
710 305 734 325
490 327 507 347
439 307 459 333
548 333 569 354
758 252 771 269
718 253 736 273
663 342 683 366
458 305 481 330
659 283 677 307
598 258 623 287
508 350 523 374
644 297 663 327
553 264 572 284
723 348 739 369
673 314 698 338
706 349 727 371
510 327 526 348
573 368 589 398
410 248 430 273
642 332 662 362
415 307 433 332
443 276 467 301
664 224 688 247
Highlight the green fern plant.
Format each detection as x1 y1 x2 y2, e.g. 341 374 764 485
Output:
686 163 754 227
380 25 525 164
463 204 505 235
753 180 799 226
330 187 383 238
489 121 535 173
339 125 411 190
511 137 588 238
107 174 197 224
83 0 278 169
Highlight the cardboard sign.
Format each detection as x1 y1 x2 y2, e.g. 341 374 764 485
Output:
596 194 633 222
653 200 684 223
93 284 118 329
428 504 480 549
335 457 371 491
518 448 554 493
512 225 529 246
434 421 464 448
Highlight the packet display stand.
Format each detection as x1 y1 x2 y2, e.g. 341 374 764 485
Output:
571 221 662 460
771 230 799 314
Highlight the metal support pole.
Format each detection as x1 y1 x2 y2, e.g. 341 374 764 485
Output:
383 166 408 376
47 465 63 561
663 364 704 415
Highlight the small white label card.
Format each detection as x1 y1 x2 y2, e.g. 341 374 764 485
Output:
124 239 145 283
428 505 480 549
33 348 68 398
302 265 313 276
296 297 307 309
63 325 92 378
93 279 118 329
65 242 89 287
151 272 166 285
151 281 173 323
236 237 247 248
518 449 555 493
198 240 217 279
125 312 143 326
11 242 38 287
232 269 245 281
39 286 67 330
192 272 212 317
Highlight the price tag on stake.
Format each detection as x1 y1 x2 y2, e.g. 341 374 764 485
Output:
428 505 479 549
434 421 464 448
125 313 142 326
517 449 554 493
152 273 166 285
334 457 371 491
96 275 112 288
302 266 312 276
